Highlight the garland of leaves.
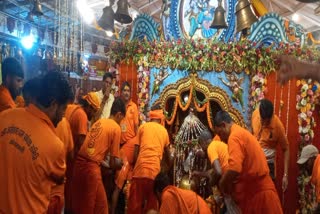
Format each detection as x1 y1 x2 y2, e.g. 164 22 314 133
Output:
108 38 320 74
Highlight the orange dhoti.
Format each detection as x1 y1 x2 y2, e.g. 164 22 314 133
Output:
236 175 283 214
71 156 108 214
127 177 158 214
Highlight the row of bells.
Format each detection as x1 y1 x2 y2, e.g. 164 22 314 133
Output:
211 0 258 34
98 0 132 33
99 0 259 35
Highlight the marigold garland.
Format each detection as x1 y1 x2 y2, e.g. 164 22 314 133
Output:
194 99 207 112
206 104 213 130
165 98 178 125
178 87 193 111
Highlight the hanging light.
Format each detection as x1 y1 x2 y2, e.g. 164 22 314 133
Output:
114 0 132 24
98 6 115 32
32 0 43 16
210 0 228 29
235 0 258 33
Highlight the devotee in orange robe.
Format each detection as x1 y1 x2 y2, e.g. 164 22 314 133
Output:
64 91 100 213
277 55 320 84
153 172 212 214
71 98 125 214
0 72 73 213
252 99 289 191
0 57 24 112
194 130 228 194
20 76 74 214
111 82 139 214
214 111 283 214
297 145 320 212
198 130 229 175
65 92 100 154
127 108 173 214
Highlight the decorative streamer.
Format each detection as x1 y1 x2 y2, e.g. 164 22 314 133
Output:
285 80 291 136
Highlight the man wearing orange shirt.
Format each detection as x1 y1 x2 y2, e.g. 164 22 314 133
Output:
154 172 212 214
127 108 173 214
0 72 73 213
111 81 139 214
297 145 320 213
252 99 289 192
197 130 229 182
20 76 74 214
65 92 100 153
71 98 125 214
0 57 24 112
214 111 283 213
64 91 100 213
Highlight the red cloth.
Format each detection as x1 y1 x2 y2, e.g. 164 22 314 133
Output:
127 177 158 214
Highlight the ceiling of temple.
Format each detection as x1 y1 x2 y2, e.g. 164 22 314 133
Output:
260 0 320 33
1 0 319 44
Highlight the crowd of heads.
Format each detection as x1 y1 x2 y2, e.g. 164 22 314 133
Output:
1 56 134 130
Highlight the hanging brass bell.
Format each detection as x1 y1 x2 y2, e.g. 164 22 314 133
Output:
114 0 132 24
32 0 43 16
98 6 115 32
235 0 258 33
210 0 228 29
